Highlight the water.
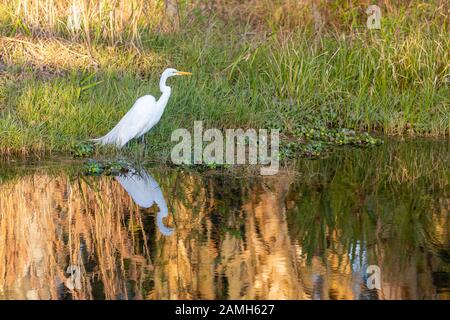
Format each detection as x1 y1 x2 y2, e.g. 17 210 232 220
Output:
0 138 448 300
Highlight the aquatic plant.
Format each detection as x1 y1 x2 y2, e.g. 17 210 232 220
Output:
280 125 383 160
83 159 130 176
71 142 94 158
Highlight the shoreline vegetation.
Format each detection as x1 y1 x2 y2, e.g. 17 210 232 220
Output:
0 1 448 158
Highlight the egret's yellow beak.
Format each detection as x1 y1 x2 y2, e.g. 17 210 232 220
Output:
175 71 192 76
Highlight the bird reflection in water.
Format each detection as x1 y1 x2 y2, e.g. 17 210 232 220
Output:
115 169 174 236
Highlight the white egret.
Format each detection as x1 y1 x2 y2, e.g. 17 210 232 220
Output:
91 68 192 147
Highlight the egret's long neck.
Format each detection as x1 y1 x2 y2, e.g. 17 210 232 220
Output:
158 73 172 109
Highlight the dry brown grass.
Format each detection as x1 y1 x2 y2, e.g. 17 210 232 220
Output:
0 35 97 72
0 34 167 75
6 0 164 45
4 1 447 47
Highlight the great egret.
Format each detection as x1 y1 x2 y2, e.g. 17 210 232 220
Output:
91 68 192 147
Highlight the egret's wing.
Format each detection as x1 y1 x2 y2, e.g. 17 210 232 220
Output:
136 105 162 138
93 95 156 147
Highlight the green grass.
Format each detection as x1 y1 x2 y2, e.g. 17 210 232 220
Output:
0 1 448 158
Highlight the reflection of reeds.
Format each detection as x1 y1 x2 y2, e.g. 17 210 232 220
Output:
0 173 154 299
0 146 448 299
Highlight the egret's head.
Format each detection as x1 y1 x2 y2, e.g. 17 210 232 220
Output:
160 68 191 90
163 68 192 78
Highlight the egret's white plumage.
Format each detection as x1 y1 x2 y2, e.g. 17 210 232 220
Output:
115 169 174 236
91 68 191 148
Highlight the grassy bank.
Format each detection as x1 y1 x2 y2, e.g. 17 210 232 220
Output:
0 1 448 157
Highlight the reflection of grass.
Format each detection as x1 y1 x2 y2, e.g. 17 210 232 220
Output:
286 139 449 296
0 1 448 157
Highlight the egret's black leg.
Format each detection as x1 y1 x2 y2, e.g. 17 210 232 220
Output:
140 135 146 157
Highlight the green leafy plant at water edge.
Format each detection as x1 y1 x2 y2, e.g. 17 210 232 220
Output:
83 159 130 176
281 126 383 160
71 142 95 158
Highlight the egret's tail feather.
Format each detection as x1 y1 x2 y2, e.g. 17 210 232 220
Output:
89 137 102 143
90 131 124 148
89 136 107 145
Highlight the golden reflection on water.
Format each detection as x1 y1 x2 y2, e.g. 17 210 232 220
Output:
0 139 448 300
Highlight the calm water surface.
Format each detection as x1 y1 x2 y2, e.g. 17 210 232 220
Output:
0 139 448 300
